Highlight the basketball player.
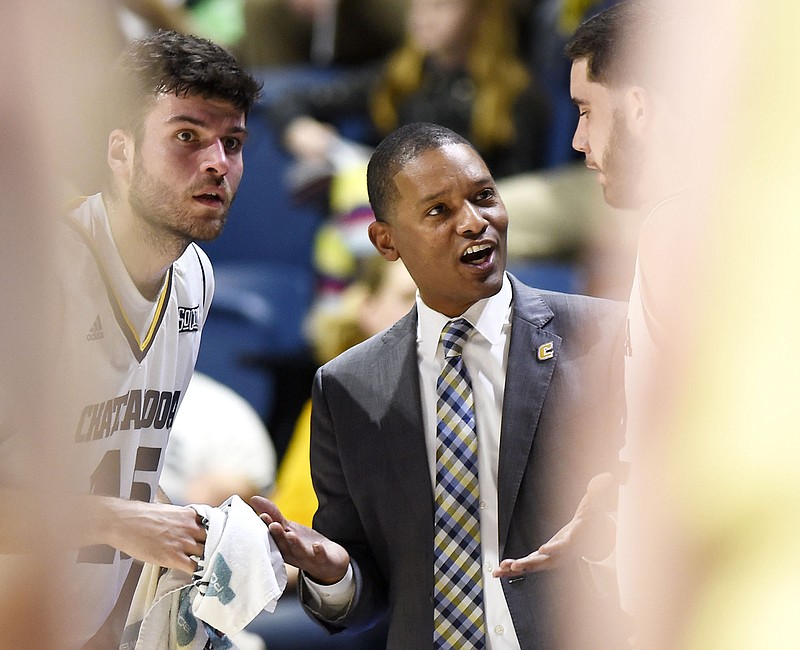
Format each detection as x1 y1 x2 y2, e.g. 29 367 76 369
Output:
0 30 260 649
497 5 706 647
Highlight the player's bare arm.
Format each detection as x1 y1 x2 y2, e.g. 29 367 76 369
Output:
95 497 207 574
0 488 205 575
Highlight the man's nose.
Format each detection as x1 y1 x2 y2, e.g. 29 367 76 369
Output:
457 201 489 235
572 121 589 154
203 139 230 176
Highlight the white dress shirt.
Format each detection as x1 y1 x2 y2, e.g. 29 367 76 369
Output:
305 274 521 649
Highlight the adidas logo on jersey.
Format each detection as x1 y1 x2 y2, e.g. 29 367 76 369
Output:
87 315 104 341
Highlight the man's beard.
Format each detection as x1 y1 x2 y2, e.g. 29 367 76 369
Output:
602 110 647 210
128 154 230 246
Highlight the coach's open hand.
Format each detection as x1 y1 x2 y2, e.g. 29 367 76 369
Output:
251 495 350 585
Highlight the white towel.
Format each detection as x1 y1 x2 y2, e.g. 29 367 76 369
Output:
120 495 287 649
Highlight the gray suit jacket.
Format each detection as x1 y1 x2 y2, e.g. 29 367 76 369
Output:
303 275 628 648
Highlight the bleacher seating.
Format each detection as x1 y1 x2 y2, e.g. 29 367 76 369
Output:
196 68 345 428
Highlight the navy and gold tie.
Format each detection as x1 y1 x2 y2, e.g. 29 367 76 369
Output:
433 318 485 649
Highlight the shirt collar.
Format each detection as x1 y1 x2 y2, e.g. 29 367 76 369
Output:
416 273 512 360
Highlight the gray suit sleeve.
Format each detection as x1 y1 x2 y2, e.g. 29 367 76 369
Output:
300 364 389 634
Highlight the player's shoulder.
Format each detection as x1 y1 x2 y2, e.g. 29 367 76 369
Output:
49 197 99 290
176 243 213 291
58 194 96 243
172 243 215 312
175 242 212 276
540 287 624 317
511 274 624 322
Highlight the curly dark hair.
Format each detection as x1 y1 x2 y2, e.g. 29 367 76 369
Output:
109 30 261 137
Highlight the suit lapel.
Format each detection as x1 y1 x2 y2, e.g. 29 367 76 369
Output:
497 279 561 551
373 284 563 550
378 309 435 518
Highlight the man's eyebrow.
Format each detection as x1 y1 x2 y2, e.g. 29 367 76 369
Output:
418 190 446 205
416 176 494 205
167 114 249 136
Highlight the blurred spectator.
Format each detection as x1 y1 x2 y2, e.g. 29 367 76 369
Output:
498 162 638 299
188 0 248 47
115 0 245 52
272 256 416 527
116 0 197 39
161 372 277 507
238 0 407 68
268 0 550 299
270 0 550 182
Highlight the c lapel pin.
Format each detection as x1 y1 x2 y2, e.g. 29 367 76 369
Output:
537 340 555 361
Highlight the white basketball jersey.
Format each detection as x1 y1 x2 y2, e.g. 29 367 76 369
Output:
617 195 683 618
57 193 214 647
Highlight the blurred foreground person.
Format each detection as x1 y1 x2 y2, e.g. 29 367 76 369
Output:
659 1 800 646
0 1 119 646
561 1 800 647
0 28 261 649
561 1 707 644
501 2 800 647
495 1 708 644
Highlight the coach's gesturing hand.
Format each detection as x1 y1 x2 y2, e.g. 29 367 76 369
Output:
251 495 350 586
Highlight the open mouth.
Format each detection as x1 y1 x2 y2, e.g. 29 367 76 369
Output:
461 243 494 265
194 192 224 207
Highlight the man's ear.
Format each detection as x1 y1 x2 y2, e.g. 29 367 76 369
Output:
623 86 651 137
368 220 400 261
107 129 133 181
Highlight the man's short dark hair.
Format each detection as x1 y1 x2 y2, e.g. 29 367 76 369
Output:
564 0 658 87
109 30 262 137
366 122 476 222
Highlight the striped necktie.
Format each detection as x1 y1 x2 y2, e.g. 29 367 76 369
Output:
433 318 485 649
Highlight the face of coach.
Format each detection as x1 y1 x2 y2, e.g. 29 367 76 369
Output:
368 140 509 318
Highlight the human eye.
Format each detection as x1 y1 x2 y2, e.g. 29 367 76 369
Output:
426 203 446 217
476 187 495 202
176 130 196 143
223 136 243 152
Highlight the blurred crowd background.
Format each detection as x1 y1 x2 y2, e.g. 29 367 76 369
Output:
4 0 800 647
100 0 633 465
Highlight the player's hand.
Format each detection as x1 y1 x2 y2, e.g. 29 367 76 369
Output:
250 495 350 585
493 473 616 577
103 498 207 575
